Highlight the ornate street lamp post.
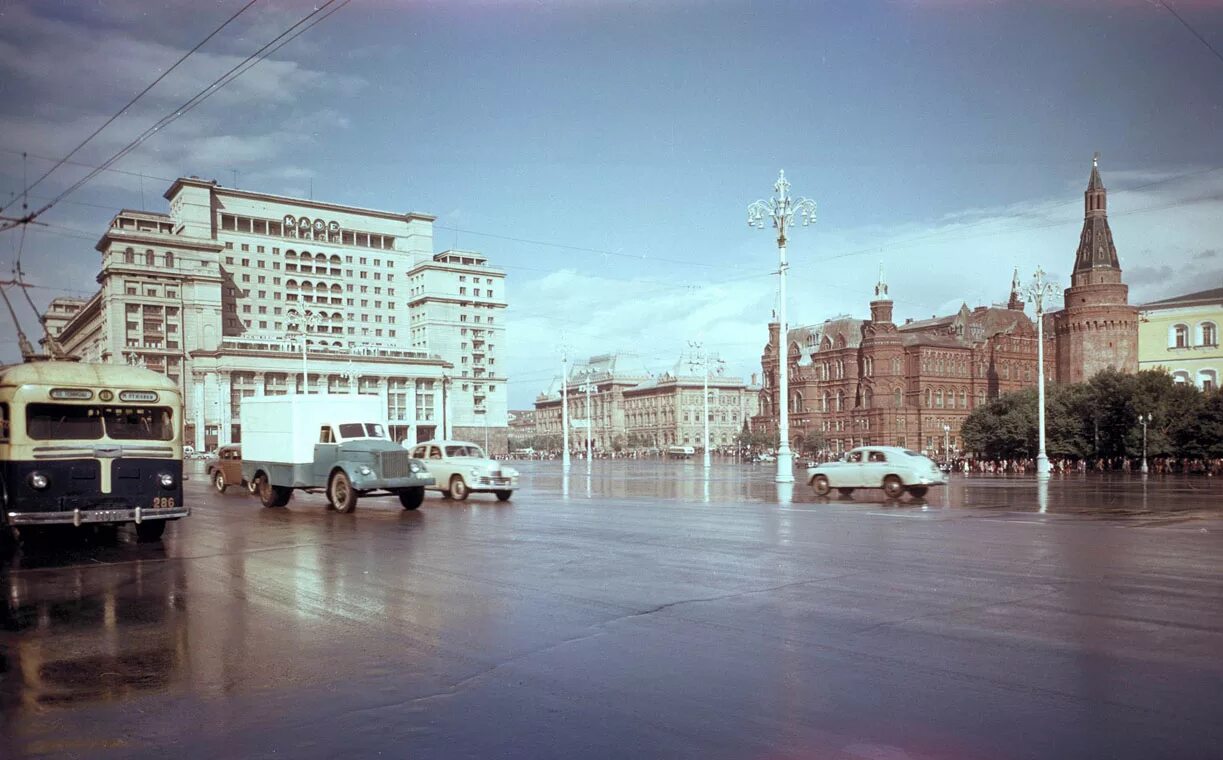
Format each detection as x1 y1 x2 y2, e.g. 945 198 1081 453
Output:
749 170 817 483
577 370 596 465
560 351 571 472
942 423 951 465
1023 267 1059 478
286 309 322 394
1139 412 1152 475
689 341 724 470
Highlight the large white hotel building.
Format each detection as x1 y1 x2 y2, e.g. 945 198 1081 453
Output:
45 177 508 452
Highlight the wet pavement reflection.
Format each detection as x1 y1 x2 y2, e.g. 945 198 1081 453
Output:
531 458 1223 524
0 459 1220 759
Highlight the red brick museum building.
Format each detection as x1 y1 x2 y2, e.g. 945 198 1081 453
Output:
754 156 1139 457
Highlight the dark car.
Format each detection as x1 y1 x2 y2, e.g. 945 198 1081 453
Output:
207 445 255 494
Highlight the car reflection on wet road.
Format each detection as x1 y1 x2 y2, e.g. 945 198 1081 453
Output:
2 460 1221 759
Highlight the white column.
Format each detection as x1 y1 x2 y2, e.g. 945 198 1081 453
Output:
219 372 232 445
193 376 206 452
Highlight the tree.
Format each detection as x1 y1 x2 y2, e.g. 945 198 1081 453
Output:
797 430 825 456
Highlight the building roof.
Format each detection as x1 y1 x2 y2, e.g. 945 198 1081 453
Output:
0 360 179 391
1141 287 1223 309
163 176 437 224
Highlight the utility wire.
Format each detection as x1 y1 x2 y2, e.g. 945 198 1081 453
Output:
1160 1 1223 69
0 0 349 233
0 0 261 217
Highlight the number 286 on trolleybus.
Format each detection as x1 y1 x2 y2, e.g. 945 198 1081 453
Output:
0 361 189 541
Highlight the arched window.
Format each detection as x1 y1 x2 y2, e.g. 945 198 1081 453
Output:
1171 324 1189 349
935 389 944 408
1199 369 1217 393
926 388 933 407
893 388 902 408
124 247 135 264
961 390 968 408
821 392 829 412
1172 370 1190 384
164 251 174 268
145 249 155 266
863 387 873 409
793 391 804 412
836 391 844 412
1200 322 1218 347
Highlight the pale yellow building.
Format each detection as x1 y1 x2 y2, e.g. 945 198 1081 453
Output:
1138 287 1221 391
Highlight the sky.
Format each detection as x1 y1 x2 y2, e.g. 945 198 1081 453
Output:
1 0 1222 408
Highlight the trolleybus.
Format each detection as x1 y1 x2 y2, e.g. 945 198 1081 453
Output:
0 361 188 541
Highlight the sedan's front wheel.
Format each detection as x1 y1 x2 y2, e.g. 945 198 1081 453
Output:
812 475 831 496
212 471 227 493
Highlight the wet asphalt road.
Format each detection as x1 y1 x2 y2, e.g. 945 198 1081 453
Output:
2 461 1222 760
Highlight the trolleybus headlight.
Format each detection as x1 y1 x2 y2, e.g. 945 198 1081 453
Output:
158 472 175 488
28 472 49 490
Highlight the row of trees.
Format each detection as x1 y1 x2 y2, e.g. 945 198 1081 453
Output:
960 369 1223 462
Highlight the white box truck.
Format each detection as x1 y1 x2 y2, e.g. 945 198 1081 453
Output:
239 394 433 512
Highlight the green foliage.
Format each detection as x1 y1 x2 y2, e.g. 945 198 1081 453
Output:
797 430 825 455
960 368 1222 461
734 427 778 452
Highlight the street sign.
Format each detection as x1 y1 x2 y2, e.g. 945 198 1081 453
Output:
571 419 591 429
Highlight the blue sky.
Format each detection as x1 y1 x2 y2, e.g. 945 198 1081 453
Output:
2 0 1222 406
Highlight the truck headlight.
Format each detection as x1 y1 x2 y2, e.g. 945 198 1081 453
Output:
28 472 49 490
159 472 175 488
358 466 373 476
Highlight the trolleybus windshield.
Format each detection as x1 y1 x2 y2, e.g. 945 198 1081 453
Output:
25 404 174 441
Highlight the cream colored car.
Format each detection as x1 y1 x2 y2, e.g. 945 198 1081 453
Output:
405 440 518 501
807 446 946 499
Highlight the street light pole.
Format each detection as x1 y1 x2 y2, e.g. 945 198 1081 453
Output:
1140 412 1152 474
943 423 951 465
578 374 595 464
561 352 571 472
689 341 720 469
287 309 321 394
749 170 817 484
1023 267 1059 478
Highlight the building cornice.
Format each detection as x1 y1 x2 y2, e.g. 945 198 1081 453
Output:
96 228 224 254
164 177 437 224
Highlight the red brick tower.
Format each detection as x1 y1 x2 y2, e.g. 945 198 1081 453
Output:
1051 154 1139 383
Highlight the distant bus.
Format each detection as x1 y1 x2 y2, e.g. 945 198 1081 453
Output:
666 445 695 459
0 361 188 541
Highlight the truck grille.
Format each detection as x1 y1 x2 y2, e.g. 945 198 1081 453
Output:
379 450 412 479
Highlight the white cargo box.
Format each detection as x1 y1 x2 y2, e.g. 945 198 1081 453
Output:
240 394 386 465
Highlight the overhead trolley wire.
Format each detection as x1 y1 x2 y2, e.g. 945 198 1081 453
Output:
0 0 351 233
0 0 262 217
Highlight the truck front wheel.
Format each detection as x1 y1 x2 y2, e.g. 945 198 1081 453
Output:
398 487 424 510
329 471 358 513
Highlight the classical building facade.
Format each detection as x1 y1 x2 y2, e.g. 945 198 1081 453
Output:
47 178 508 452
533 353 760 451
1138 287 1221 391
1049 155 1139 383
753 156 1139 456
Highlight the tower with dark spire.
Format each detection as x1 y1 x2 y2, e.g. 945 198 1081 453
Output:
1007 266 1024 311
1051 154 1139 383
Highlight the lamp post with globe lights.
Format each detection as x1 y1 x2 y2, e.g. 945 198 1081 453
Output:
1023 267 1059 478
1139 412 1152 475
749 170 817 483
688 341 724 470
286 309 322 394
